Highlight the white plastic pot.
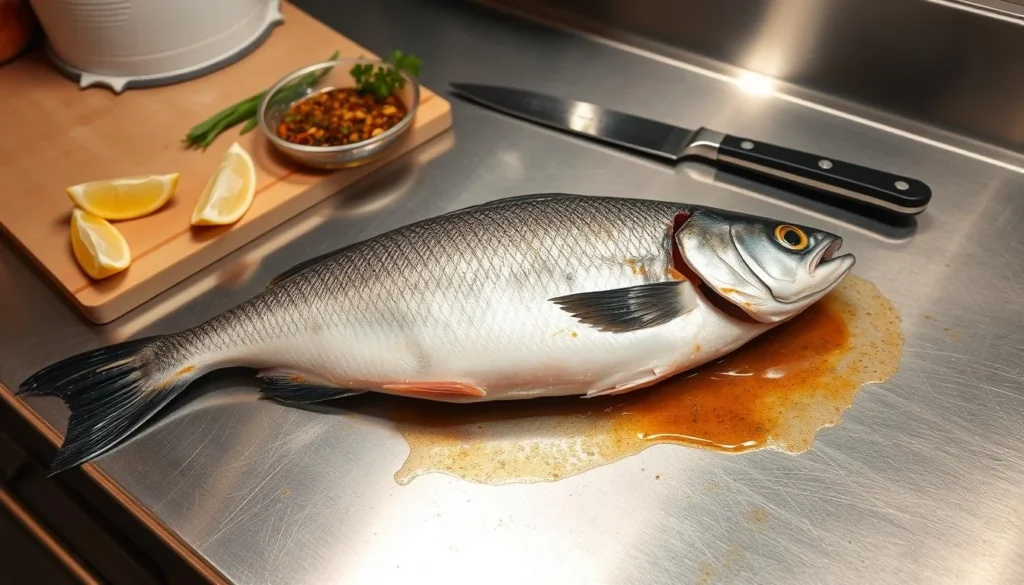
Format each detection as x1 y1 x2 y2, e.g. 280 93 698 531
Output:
27 0 282 92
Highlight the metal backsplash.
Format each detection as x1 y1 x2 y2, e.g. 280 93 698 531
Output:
472 0 1024 155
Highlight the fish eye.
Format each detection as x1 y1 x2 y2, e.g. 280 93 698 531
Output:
773 225 809 250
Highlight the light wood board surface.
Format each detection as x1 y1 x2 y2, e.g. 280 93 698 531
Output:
0 1 452 324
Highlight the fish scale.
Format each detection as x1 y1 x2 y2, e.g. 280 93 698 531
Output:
196 195 681 379
178 195 663 367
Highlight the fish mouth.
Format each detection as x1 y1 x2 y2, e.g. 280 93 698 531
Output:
809 237 846 275
805 237 856 300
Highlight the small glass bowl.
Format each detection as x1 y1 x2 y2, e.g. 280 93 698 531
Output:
257 58 420 170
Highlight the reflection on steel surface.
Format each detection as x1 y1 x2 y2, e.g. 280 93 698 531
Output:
480 0 1024 154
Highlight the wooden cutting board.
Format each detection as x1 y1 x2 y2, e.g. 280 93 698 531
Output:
0 2 452 324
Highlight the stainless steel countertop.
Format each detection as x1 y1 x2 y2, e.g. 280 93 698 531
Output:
3 1 1023 584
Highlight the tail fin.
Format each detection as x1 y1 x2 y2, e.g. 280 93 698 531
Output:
17 335 198 475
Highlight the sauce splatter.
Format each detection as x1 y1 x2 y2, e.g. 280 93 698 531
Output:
387 275 902 485
744 508 769 529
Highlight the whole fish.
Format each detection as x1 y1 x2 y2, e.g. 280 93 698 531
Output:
19 194 855 473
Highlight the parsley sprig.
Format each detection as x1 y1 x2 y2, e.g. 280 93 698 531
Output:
350 50 423 99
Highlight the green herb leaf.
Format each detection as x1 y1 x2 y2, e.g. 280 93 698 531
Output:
390 49 422 78
350 49 423 99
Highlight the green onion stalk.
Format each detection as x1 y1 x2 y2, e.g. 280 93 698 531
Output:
182 50 340 150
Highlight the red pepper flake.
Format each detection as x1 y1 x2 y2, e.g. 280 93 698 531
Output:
277 88 408 147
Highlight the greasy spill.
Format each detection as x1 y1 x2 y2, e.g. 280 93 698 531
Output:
385 275 902 485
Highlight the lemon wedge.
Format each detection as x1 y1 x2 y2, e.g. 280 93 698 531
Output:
67 173 179 220
70 208 131 280
190 142 256 226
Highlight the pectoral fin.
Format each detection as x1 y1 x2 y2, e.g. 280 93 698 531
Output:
258 369 366 403
549 280 698 333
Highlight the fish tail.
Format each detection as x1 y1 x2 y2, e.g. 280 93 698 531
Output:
17 334 204 475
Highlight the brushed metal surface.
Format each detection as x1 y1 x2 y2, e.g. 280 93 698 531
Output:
478 0 1024 155
2 1 1023 584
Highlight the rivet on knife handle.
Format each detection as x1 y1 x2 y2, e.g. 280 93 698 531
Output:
711 134 932 214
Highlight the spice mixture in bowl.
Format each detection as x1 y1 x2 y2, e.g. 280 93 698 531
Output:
277 88 409 147
257 55 420 169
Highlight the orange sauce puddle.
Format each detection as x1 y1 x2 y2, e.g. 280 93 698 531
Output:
384 275 903 485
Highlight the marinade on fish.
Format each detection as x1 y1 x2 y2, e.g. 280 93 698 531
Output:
19 194 855 474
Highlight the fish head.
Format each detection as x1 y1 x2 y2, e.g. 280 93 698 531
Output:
674 208 855 323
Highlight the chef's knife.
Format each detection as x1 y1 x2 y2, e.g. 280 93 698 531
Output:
450 82 931 215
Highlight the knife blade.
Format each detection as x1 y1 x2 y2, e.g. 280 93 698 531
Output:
449 82 931 215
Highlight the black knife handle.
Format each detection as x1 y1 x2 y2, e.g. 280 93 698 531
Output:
716 134 931 215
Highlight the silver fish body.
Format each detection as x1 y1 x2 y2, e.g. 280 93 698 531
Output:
19 193 855 472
